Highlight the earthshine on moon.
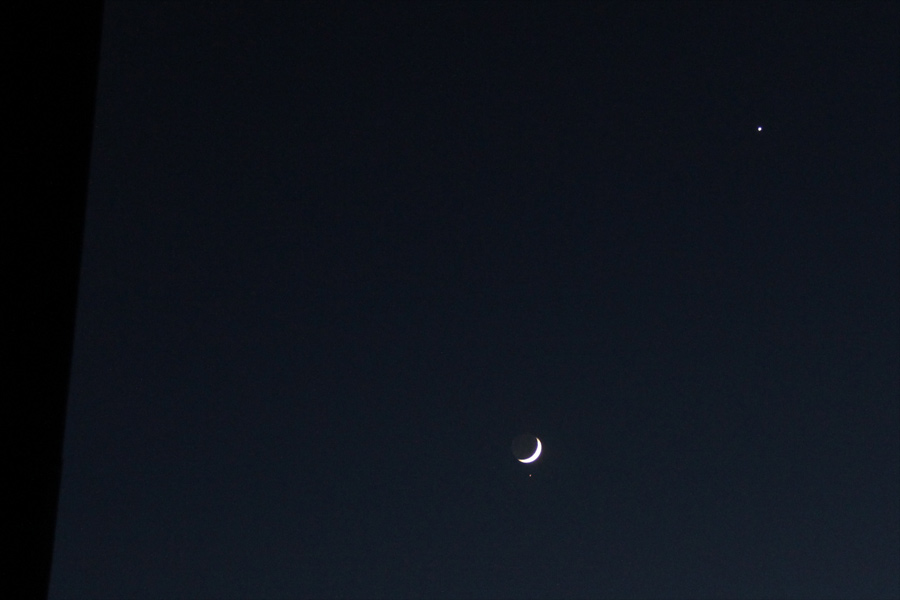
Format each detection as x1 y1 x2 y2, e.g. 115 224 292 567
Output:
519 438 541 463
511 434 542 463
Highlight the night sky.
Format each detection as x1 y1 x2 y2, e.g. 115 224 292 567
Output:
50 2 899 598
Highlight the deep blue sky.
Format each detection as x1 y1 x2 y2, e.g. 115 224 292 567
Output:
51 2 898 598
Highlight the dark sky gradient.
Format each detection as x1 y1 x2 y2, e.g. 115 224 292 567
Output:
51 2 898 598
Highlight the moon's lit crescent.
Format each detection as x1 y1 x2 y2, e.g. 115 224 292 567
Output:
518 437 542 463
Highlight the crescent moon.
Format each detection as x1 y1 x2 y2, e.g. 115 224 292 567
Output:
518 437 542 463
